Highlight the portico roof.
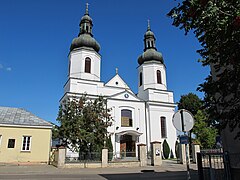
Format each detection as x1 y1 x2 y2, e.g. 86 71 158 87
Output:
116 130 143 136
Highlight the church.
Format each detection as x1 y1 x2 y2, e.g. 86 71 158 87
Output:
60 4 177 158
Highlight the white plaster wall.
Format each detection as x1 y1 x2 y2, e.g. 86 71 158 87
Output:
148 89 174 103
107 99 147 154
148 104 177 157
69 49 101 81
138 62 167 93
137 89 174 103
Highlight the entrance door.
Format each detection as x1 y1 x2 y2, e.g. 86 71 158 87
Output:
120 135 136 157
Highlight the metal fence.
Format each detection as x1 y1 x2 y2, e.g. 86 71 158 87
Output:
108 151 138 162
65 152 101 163
197 151 231 180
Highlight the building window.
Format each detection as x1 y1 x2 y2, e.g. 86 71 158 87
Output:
0 135 2 147
8 139 15 148
139 72 143 86
121 109 133 127
22 136 31 151
161 117 167 138
85 57 91 73
157 70 162 84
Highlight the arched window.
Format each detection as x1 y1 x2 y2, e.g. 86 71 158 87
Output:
147 41 150 48
139 72 143 86
157 70 162 84
86 25 89 33
121 109 132 127
85 57 91 73
161 116 167 138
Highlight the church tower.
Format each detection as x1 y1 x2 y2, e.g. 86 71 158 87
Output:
137 21 168 100
68 3 101 81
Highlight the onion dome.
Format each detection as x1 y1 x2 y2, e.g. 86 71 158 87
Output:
70 3 100 52
138 20 164 65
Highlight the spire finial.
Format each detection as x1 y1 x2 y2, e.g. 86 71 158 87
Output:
116 68 118 74
147 19 151 30
85 2 89 15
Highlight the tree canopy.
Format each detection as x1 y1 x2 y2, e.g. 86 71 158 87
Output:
178 92 203 116
57 95 112 153
168 0 240 138
178 93 217 148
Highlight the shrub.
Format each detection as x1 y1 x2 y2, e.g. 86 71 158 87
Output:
163 139 170 159
175 140 179 159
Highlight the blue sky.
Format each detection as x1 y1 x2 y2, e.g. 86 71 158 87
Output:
0 0 209 124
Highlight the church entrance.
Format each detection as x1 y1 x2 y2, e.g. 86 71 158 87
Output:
120 135 136 157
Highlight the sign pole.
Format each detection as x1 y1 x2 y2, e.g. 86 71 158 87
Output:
185 132 191 180
181 110 191 180
172 109 194 180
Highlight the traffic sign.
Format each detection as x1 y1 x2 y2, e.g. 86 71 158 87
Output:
172 109 194 132
180 135 189 144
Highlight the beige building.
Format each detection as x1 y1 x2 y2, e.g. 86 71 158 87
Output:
0 106 52 163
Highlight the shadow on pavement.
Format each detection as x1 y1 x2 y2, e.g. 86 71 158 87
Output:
100 169 198 180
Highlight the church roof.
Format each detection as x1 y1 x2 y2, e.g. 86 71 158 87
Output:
0 106 52 128
70 3 100 52
138 20 164 65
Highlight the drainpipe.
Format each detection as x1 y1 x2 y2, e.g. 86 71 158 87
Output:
144 101 150 151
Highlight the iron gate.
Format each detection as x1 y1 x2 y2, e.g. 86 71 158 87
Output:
197 151 231 180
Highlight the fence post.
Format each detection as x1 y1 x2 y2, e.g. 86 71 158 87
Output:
180 144 186 164
57 146 66 168
192 144 200 164
102 148 108 168
138 144 147 167
197 152 204 180
223 151 232 180
150 141 162 166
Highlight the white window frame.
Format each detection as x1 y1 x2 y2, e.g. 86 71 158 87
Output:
21 136 32 151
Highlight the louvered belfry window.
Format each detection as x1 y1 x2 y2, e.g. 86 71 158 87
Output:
157 70 162 84
85 57 91 73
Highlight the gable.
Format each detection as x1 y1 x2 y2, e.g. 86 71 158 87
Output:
109 90 142 102
105 74 130 89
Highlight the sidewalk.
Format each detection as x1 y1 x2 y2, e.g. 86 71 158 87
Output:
0 160 197 175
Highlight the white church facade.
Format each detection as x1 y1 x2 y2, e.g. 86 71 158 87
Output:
60 5 177 158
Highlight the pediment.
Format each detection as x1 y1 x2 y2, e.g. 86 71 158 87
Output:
109 90 142 102
105 74 130 89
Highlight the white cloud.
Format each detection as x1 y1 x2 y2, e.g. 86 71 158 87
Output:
6 67 12 71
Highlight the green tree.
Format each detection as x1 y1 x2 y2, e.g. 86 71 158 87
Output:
178 93 203 115
57 95 112 154
178 93 217 148
168 1 240 138
178 93 203 147
51 124 60 139
193 110 217 149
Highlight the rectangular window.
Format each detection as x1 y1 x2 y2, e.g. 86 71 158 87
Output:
8 139 15 148
0 135 2 147
22 136 31 151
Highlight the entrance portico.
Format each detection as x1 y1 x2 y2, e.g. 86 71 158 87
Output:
115 130 142 158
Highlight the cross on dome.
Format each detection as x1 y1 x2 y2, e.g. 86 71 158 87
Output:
85 2 89 15
147 19 151 30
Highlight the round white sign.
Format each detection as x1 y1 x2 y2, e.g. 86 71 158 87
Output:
172 109 194 132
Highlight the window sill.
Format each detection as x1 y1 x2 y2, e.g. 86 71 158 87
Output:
20 150 31 153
